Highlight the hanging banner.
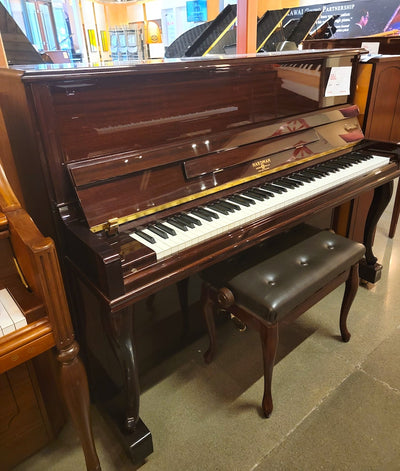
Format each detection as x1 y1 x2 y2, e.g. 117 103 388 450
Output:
286 0 400 38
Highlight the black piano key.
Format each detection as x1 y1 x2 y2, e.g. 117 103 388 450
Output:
272 179 297 189
317 164 339 173
154 222 176 236
254 187 274 198
284 178 302 187
197 207 219 219
219 200 241 211
310 167 330 175
352 153 370 162
176 214 196 228
243 189 265 201
228 195 254 207
342 156 362 165
192 210 213 222
290 173 314 183
262 183 287 194
332 159 353 168
192 208 215 222
167 217 189 231
302 169 325 178
182 213 202 226
337 158 355 167
286 177 304 186
208 202 230 215
147 225 169 239
135 229 156 244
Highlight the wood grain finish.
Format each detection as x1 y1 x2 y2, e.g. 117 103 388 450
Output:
0 124 100 469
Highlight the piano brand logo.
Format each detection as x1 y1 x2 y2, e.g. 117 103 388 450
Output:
253 158 271 172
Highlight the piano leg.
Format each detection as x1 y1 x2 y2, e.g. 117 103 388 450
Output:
359 180 393 283
58 341 101 471
105 306 153 463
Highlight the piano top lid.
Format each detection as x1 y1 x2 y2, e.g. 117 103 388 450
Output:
15 48 366 82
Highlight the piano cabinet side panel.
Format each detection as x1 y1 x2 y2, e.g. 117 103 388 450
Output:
364 59 400 143
0 353 64 471
0 69 56 241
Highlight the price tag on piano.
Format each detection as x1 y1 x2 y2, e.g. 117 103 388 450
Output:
325 66 352 97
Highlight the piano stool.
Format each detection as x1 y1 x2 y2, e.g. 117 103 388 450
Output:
200 224 365 418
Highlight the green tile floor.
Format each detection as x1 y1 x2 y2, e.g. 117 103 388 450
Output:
14 185 400 471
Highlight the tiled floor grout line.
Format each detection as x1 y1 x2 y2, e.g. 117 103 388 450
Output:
355 365 400 395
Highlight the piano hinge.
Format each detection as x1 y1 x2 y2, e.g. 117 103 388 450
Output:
105 217 119 236
13 257 30 290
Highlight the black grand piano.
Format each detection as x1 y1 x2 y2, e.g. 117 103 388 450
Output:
1 48 399 463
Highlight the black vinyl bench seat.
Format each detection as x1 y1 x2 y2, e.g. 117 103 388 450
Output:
200 224 365 418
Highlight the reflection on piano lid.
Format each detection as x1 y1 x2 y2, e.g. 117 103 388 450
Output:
165 4 237 58
0 288 27 336
277 63 322 101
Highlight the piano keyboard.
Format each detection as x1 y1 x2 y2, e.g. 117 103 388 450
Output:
0 288 27 337
130 153 390 260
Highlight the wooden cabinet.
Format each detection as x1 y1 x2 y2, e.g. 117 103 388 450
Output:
361 56 400 143
0 353 64 470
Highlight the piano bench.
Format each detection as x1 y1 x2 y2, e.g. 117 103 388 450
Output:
200 224 365 418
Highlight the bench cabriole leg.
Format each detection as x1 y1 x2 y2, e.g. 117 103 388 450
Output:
340 263 359 342
260 323 279 418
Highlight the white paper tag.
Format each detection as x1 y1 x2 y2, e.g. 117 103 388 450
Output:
325 66 352 97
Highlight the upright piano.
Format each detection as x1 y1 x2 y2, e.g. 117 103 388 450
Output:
1 48 399 463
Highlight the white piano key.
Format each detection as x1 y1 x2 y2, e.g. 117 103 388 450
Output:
0 298 15 337
0 289 27 330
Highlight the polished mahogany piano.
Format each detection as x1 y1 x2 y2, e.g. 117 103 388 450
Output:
1 48 399 463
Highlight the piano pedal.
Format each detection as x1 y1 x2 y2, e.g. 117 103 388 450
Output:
230 313 247 332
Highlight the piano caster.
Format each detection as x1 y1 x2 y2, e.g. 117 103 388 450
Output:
359 259 382 284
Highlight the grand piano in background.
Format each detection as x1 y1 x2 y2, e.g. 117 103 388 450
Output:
0 2 44 65
1 48 399 464
165 6 323 57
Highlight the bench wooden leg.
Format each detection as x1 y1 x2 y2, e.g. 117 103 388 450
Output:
389 178 400 238
260 323 279 418
202 283 217 364
339 263 359 342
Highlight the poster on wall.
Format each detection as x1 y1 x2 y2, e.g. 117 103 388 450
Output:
186 1 207 23
286 0 400 38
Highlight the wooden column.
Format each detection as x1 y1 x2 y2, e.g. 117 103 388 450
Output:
207 0 220 21
237 0 258 54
